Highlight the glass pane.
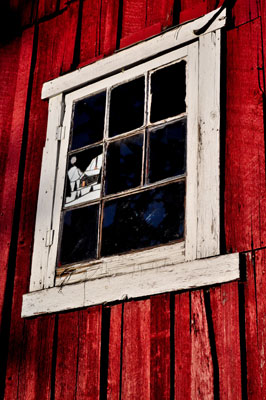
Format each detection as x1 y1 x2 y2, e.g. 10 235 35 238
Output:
64 146 103 208
148 119 186 183
105 133 143 195
58 204 99 265
101 181 185 257
109 76 145 137
150 61 186 123
71 91 106 150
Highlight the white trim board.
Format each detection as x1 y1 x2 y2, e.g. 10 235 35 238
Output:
22 253 240 317
41 7 226 100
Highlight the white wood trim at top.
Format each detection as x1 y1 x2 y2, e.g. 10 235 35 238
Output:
41 7 226 100
22 253 240 317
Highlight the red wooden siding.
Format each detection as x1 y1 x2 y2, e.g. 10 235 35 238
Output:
1 0 266 399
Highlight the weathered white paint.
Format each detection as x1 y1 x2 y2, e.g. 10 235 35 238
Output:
197 30 221 258
22 253 240 317
29 94 64 291
185 42 198 261
41 8 226 100
56 241 185 286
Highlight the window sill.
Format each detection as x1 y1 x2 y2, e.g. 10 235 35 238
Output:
22 252 239 317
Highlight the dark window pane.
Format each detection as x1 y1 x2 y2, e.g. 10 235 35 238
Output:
65 146 102 208
109 77 145 137
148 119 186 183
71 91 106 150
105 134 143 195
101 181 185 257
150 61 186 123
58 204 99 265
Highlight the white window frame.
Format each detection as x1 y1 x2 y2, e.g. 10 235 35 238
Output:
22 7 240 318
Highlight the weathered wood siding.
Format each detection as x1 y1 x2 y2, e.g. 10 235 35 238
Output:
0 0 266 398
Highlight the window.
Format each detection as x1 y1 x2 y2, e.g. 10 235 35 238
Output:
22 7 239 317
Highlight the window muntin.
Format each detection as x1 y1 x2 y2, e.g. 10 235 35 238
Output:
60 58 187 266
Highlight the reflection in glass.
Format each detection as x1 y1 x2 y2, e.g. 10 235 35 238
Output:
150 61 186 123
58 204 99 265
105 134 143 195
71 91 106 150
101 181 185 257
109 77 145 137
65 146 102 208
148 119 186 183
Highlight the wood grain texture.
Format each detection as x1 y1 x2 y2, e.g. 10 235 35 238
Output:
37 0 57 19
121 300 151 399
150 294 171 400
244 250 266 398
107 304 122 400
224 20 266 253
54 312 79 399
191 290 214 400
231 0 260 27
210 282 242 399
5 316 55 400
79 0 119 67
120 0 174 44
76 307 102 400
175 292 191 400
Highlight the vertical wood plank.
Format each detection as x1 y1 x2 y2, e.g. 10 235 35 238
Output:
191 290 214 400
244 250 266 398
210 283 242 400
150 294 171 400
79 0 119 67
38 0 57 19
17 316 55 400
54 312 79 399
175 292 191 400
231 0 260 27
76 307 102 400
107 304 122 400
224 20 266 253
121 300 150 400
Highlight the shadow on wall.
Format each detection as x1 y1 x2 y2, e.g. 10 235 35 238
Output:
0 0 33 44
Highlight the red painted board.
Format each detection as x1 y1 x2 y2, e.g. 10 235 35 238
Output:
121 0 174 43
121 0 147 38
179 0 218 23
79 0 119 67
54 312 79 399
224 20 266 253
175 292 191 400
150 294 171 400
5 316 54 400
244 250 266 398
9 0 35 26
146 0 174 29
231 0 260 27
191 290 214 400
0 28 34 378
75 306 102 400
119 23 161 48
107 304 122 400
261 0 266 88
0 39 20 319
209 283 242 400
121 299 151 399
18 316 55 400
38 0 57 19
4 6 78 397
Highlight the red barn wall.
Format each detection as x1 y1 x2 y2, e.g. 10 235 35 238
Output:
0 0 265 398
